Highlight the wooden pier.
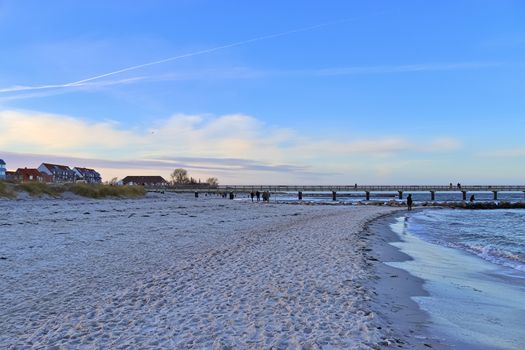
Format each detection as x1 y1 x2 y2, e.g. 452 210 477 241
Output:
147 185 525 201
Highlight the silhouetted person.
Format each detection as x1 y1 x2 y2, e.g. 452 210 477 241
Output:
449 183 453 189
256 191 261 202
457 183 461 189
470 194 475 203
407 194 413 211
354 183 357 189
250 191 255 202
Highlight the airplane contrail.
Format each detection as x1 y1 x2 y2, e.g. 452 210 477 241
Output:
0 18 354 94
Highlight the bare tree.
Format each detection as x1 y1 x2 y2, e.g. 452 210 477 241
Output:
171 168 189 185
206 177 219 187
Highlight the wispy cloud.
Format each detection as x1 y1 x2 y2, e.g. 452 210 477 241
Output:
309 62 503 76
0 61 503 103
0 19 355 95
478 148 525 158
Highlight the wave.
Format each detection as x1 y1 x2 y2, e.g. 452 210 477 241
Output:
405 209 525 273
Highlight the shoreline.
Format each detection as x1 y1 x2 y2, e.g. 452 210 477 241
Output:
367 209 525 350
364 211 453 349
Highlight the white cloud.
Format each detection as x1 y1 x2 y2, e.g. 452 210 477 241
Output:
0 109 464 183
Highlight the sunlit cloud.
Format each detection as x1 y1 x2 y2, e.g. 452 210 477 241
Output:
0 109 465 183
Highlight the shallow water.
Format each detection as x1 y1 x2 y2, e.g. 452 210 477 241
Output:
407 209 525 273
389 213 525 350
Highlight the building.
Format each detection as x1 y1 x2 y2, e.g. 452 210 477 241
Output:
38 163 76 183
5 171 17 181
121 176 168 187
0 159 5 180
15 168 44 182
73 167 102 184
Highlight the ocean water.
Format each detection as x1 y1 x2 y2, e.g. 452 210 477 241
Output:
389 211 525 349
406 209 525 273
236 191 525 203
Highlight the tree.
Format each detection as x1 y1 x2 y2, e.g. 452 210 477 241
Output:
206 177 219 187
171 168 189 185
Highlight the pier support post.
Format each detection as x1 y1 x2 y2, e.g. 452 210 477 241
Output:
430 191 435 201
398 191 403 199
298 191 303 200
462 191 467 201
332 191 337 201
493 191 498 200
365 191 370 201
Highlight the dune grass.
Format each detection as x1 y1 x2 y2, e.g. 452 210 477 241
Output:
16 182 64 197
67 183 146 198
0 181 16 198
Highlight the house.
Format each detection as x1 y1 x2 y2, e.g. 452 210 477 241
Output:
38 163 76 183
121 176 169 187
5 171 17 181
73 167 102 184
0 159 5 180
15 168 44 182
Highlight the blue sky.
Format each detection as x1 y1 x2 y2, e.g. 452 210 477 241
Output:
0 0 524 184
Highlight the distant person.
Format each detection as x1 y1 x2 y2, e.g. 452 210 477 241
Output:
470 194 475 203
457 183 461 189
256 191 261 202
407 194 413 211
250 192 255 202
449 183 453 189
354 183 357 189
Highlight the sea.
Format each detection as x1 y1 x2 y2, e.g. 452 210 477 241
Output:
236 191 525 203
406 209 525 273
388 210 525 350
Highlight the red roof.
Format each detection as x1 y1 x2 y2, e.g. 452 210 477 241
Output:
42 163 71 171
16 168 42 177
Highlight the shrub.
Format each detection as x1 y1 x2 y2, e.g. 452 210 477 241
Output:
16 182 64 197
0 181 16 198
68 183 146 198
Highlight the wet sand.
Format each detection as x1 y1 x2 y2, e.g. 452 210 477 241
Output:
367 211 525 350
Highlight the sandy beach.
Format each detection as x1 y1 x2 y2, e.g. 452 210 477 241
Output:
1 193 418 349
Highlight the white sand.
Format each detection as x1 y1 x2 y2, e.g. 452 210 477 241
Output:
0 194 397 349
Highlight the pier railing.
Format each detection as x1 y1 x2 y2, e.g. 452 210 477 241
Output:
214 185 525 192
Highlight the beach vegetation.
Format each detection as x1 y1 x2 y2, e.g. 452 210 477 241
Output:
16 182 64 197
68 183 146 198
0 181 16 198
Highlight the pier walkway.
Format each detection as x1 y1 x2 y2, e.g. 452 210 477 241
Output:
147 185 525 201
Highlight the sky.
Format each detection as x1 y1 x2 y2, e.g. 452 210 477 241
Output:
0 0 524 184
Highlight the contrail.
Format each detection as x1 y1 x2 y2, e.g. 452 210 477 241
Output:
0 18 353 94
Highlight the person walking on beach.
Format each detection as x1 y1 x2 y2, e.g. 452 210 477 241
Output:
407 194 413 211
250 191 255 202
256 191 260 202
